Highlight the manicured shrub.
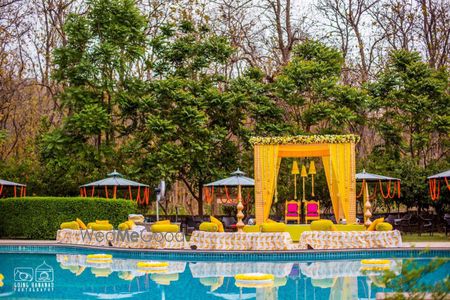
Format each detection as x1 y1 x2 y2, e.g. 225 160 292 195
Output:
0 197 137 239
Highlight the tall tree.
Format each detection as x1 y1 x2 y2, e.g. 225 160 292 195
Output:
274 40 367 134
40 0 147 194
368 49 449 166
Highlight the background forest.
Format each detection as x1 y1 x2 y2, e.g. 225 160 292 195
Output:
0 0 449 215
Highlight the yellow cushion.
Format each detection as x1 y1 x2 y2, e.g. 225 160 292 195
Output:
90 223 114 231
367 218 384 231
376 222 393 231
261 222 286 232
155 220 170 225
60 221 80 230
118 223 129 231
210 216 224 232
266 219 277 223
199 222 218 232
96 220 110 224
310 220 336 231
151 224 179 233
76 218 87 230
125 220 135 229
243 225 261 233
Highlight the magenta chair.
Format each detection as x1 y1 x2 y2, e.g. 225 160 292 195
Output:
285 200 300 224
305 200 320 223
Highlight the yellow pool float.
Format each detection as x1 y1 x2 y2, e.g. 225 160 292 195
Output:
136 261 169 273
234 273 274 288
86 254 113 263
361 259 390 265
360 259 391 273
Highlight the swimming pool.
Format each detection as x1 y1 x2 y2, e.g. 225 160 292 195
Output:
0 246 448 299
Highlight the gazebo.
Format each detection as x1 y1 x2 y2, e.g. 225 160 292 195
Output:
204 169 254 232
356 170 401 227
0 179 26 197
428 169 450 201
80 170 150 205
250 134 359 224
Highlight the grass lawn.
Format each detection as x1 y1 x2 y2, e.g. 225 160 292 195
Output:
401 233 450 242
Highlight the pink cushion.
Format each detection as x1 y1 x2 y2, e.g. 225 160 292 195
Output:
287 203 298 213
286 212 298 217
307 212 319 217
306 203 318 213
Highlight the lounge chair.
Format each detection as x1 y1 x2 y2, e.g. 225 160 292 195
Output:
222 216 237 232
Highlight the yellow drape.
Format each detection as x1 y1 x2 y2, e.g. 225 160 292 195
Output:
323 143 356 223
322 155 340 222
254 144 279 224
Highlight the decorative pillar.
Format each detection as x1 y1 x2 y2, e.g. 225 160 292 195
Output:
236 185 245 232
363 181 372 227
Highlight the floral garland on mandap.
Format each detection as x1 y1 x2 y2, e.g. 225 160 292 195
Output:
249 134 360 145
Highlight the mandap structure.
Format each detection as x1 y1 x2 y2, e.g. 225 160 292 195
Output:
0 179 26 198
79 170 150 205
428 169 450 201
250 134 359 224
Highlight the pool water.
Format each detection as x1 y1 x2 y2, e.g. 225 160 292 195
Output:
0 249 448 299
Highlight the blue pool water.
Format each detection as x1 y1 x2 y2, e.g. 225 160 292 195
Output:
0 247 448 299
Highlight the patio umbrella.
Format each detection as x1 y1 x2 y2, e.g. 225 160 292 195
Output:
80 170 150 204
204 169 254 232
427 169 450 201
0 179 26 197
204 169 255 187
356 170 401 227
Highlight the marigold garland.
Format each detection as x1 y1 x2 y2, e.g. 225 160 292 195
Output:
249 134 360 145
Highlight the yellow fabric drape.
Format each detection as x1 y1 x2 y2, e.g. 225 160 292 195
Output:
323 143 356 223
322 155 340 222
254 144 279 224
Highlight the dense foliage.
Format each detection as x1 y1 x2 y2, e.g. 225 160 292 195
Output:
0 197 137 239
0 0 448 215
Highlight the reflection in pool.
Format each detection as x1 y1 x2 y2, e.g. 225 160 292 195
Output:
0 252 448 299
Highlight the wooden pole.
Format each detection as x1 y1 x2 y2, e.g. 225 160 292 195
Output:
294 174 297 200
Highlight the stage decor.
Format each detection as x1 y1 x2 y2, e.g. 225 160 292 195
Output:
251 134 359 224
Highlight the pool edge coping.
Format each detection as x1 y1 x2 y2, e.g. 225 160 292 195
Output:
0 241 449 255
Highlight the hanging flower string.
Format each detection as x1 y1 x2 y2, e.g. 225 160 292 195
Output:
356 181 365 198
429 179 440 201
358 180 399 199
379 180 400 199
445 177 450 191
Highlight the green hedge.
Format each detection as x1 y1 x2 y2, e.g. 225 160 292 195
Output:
0 197 137 239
